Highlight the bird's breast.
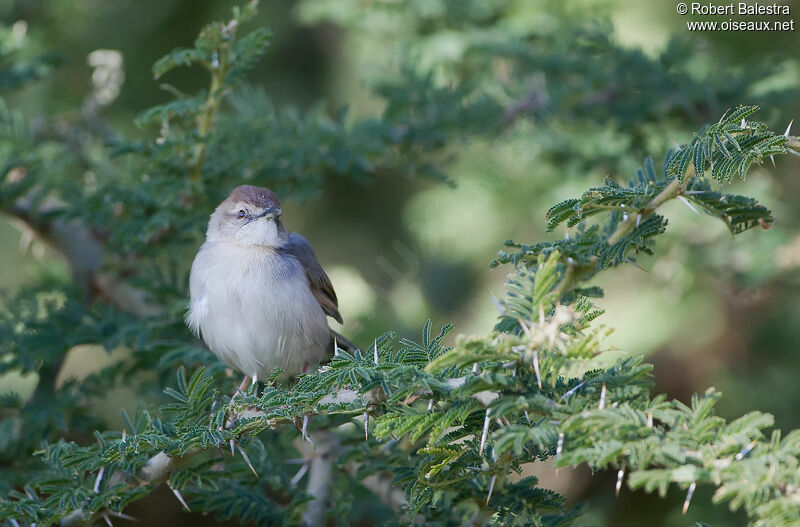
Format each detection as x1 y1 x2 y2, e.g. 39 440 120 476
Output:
188 243 330 377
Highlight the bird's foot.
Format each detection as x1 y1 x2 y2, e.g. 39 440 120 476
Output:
226 375 254 424
234 375 252 400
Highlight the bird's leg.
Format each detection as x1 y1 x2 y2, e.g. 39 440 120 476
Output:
235 375 251 399
225 375 251 428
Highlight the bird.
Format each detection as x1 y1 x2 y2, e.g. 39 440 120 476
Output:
186 185 347 384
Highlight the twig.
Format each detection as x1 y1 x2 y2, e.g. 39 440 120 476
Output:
607 168 693 246
302 431 341 527
59 451 197 526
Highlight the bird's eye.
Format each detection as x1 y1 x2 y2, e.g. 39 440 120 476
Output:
237 210 246 219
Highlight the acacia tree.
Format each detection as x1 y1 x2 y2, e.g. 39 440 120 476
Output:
2 2 800 526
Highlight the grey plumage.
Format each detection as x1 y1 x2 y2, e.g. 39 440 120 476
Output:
187 185 348 378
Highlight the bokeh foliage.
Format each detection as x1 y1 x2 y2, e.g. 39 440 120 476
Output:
1 1 800 526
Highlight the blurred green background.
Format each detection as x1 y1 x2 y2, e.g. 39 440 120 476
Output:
2 0 800 525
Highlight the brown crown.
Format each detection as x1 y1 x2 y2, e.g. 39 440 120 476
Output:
225 185 281 209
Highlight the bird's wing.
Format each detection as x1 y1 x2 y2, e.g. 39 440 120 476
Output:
280 233 343 324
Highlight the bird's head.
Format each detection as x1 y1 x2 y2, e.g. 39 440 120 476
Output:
207 185 287 247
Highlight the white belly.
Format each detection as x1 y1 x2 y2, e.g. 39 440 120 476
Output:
187 242 330 377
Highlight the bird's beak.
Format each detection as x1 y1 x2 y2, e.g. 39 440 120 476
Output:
256 206 281 220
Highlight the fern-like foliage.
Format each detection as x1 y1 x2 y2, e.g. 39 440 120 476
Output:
493 107 793 317
545 107 782 235
5 2 800 527
666 105 789 182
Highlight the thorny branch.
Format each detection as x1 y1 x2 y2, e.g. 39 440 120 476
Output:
59 451 198 527
301 431 340 527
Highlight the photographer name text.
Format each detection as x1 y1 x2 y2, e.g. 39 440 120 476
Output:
689 2 789 15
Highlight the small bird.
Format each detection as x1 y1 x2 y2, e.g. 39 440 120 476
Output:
187 185 345 382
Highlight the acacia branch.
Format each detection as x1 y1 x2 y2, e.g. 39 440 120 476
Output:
54 388 370 526
58 451 198 527
5 196 157 317
606 168 692 246
301 431 340 527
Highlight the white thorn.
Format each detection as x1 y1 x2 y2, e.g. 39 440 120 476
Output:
486 474 497 505
10 520 20 527
237 445 259 477
333 337 339 356
533 350 542 390
373 339 379 365
121 429 126 443
636 214 641 227
682 482 696 514
678 195 700 215
740 117 747 129
524 410 531 425
785 119 793 137
103 513 113 527
290 461 310 487
556 432 564 460
230 439 235 457
616 465 625 496
209 399 218 428
561 380 587 400
156 119 169 145
302 415 310 442
647 410 653 428
674 142 682 151
479 409 491 454
427 399 434 411
517 317 532 339
364 412 369 441
93 466 105 493
624 258 648 272
472 362 479 374
107 511 137 522
770 154 776 167
168 481 191 512
736 439 758 460
251 373 258 388
488 289 505 315
599 382 607 410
